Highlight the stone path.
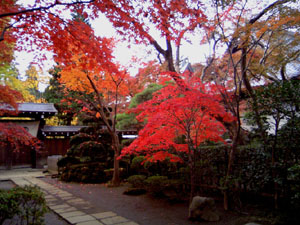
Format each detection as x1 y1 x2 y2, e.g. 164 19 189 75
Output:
0 169 139 225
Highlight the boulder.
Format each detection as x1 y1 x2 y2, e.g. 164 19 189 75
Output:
188 196 220 222
47 155 62 174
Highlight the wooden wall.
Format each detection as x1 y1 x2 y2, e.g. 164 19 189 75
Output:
0 147 32 168
43 138 70 156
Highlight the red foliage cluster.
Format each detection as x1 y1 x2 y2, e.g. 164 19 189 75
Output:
0 85 23 116
121 73 235 162
0 122 41 154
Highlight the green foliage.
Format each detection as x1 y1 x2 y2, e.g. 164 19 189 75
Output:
57 156 80 168
0 189 19 224
44 66 83 125
69 133 93 146
129 83 163 109
116 113 137 130
60 162 109 183
130 156 145 173
0 185 48 225
127 175 146 188
244 80 300 205
116 83 163 130
234 144 272 192
145 176 168 196
60 122 114 183
288 164 300 207
277 116 300 156
247 80 300 135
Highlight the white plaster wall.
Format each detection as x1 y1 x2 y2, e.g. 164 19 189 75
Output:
12 121 40 137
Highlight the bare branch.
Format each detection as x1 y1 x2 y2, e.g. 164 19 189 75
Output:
0 0 95 19
249 0 290 24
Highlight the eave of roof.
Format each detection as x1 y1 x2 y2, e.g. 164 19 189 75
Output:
18 103 58 113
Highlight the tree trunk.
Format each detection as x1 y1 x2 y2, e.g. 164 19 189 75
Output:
223 131 239 210
111 132 121 186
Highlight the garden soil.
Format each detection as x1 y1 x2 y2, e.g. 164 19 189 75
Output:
40 176 246 225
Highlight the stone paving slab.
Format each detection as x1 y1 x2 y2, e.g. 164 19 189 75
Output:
91 212 117 219
117 222 139 225
61 196 75 200
47 201 60 206
3 172 140 225
49 204 71 210
76 220 104 225
66 215 95 224
54 207 78 213
100 216 129 225
10 178 31 187
60 211 86 218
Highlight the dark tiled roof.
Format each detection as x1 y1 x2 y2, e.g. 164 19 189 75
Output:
18 103 57 113
42 126 86 133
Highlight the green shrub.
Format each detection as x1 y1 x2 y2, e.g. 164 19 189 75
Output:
104 168 127 180
57 156 80 168
0 189 19 224
288 164 300 207
79 141 106 158
145 176 168 196
127 175 147 188
130 156 145 172
69 133 92 146
60 162 109 183
163 179 186 202
0 185 48 225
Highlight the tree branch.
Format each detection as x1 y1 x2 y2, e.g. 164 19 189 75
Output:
0 0 95 19
249 0 290 24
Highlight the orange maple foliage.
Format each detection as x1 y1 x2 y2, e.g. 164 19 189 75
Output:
54 16 129 186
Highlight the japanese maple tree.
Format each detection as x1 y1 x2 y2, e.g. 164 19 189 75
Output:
121 72 234 198
0 84 23 115
55 15 129 185
201 0 300 210
0 86 41 169
0 122 41 169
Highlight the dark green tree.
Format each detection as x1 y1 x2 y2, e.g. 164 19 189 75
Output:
44 66 82 125
116 83 163 130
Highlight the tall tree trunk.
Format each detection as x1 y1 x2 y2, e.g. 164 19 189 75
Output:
223 123 240 210
111 132 121 186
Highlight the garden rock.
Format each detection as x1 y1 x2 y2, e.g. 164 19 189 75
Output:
188 196 220 222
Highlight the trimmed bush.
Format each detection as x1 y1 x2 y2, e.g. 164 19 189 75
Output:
127 175 147 188
145 176 168 196
69 133 92 146
60 162 109 183
130 156 145 172
57 156 80 168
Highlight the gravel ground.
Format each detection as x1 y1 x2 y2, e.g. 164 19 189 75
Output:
0 180 69 225
41 177 242 225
